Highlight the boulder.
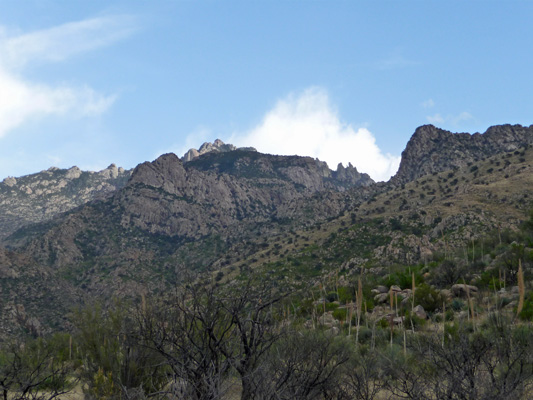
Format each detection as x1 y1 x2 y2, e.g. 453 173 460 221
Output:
375 285 388 293
413 305 427 320
451 284 478 298
374 293 389 304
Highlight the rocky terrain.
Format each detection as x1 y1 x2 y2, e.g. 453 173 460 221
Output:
393 123 533 183
0 164 131 240
0 123 532 338
181 138 257 162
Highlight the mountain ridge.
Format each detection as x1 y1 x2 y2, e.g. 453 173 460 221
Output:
1 123 532 338
393 123 533 183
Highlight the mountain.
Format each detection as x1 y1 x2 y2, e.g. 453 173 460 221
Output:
393 124 533 183
0 124 532 338
0 164 131 240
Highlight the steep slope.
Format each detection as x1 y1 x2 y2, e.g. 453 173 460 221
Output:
2 150 373 286
1 124 532 339
393 124 533 183
0 164 131 240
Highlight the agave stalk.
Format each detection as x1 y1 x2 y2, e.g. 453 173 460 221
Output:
394 292 398 317
465 280 475 331
348 301 353 337
442 300 446 348
411 272 416 313
355 278 363 347
141 293 147 315
403 324 407 357
517 259 525 317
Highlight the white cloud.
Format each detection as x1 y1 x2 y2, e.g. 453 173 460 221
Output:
227 88 401 182
452 111 473 124
421 98 435 109
0 15 137 69
427 113 444 124
0 15 136 138
426 111 473 126
376 48 418 70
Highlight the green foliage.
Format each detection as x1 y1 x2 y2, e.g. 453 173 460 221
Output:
404 310 426 329
337 286 354 304
383 265 424 289
451 298 465 311
519 292 533 321
73 300 166 399
89 368 115 400
414 283 444 313
332 308 347 321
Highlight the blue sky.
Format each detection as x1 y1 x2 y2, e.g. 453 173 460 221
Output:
0 1 532 182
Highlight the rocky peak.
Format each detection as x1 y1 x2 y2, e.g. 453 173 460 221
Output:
129 153 187 194
334 162 374 187
392 124 533 183
182 139 257 162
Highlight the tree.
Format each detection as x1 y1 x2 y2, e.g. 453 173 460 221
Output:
262 330 350 399
137 284 235 400
0 335 74 400
74 301 166 399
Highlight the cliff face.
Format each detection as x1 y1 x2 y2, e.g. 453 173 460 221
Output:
393 124 533 183
2 150 374 270
0 164 131 239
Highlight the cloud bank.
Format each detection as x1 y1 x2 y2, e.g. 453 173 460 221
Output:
229 88 400 182
0 15 136 138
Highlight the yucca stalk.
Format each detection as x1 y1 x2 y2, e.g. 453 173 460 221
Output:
442 300 446 348
504 269 507 290
355 278 363 347
403 325 407 357
465 280 475 331
411 272 416 313
348 301 353 337
389 287 393 312
141 292 147 315
517 259 525 317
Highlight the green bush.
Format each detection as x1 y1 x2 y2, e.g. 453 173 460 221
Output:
337 286 354 304
519 292 533 320
414 283 444 313
333 308 347 321
451 298 465 311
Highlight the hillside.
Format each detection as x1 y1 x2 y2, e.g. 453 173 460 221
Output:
0 164 131 240
0 124 532 338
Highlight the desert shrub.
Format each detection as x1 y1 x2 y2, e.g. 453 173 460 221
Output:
451 298 465 311
429 259 467 287
519 292 533 320
337 286 354 304
333 308 347 321
414 283 444 313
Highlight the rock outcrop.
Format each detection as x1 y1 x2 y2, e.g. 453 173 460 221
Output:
0 164 131 239
182 139 257 162
393 124 533 183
